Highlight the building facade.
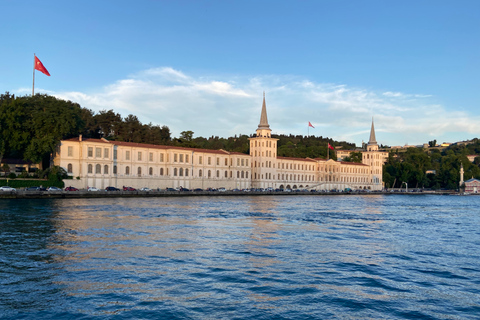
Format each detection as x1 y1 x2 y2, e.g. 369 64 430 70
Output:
54 95 387 191
464 178 480 193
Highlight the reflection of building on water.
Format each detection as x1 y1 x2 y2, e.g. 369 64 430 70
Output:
54 94 387 191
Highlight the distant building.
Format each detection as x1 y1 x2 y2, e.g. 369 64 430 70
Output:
465 178 480 193
54 94 388 191
0 158 42 175
467 155 478 163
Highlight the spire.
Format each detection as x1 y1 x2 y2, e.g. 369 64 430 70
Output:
368 117 378 145
257 91 270 130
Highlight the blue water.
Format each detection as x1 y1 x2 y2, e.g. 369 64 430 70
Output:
1 195 480 319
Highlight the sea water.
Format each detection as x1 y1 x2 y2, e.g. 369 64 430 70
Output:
1 195 479 319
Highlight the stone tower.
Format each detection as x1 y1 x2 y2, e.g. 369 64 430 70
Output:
249 93 278 188
362 118 385 189
460 163 464 189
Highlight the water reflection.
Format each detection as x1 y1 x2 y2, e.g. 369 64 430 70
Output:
1 195 480 319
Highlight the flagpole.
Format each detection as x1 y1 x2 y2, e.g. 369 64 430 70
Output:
32 53 35 96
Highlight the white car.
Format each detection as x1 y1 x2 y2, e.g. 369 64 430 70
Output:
140 187 152 192
47 186 62 191
87 187 100 192
0 186 16 192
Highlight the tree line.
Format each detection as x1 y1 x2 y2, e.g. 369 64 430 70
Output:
383 142 480 190
0 92 347 168
3 92 480 190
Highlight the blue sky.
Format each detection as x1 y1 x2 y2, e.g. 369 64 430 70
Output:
2 0 479 147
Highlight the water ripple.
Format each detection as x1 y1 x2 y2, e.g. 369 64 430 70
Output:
1 195 480 319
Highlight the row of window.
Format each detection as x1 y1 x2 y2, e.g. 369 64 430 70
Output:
69 163 250 179
253 150 276 158
254 173 316 181
252 140 276 148
79 146 250 167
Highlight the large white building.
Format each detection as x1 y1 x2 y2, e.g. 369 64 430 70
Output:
54 95 387 191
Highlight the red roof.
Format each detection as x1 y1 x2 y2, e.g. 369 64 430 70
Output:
63 137 249 156
277 156 317 162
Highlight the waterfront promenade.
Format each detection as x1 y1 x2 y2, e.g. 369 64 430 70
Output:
0 189 459 199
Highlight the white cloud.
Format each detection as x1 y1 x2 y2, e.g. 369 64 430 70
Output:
52 68 480 146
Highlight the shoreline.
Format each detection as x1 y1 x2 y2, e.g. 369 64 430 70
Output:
0 190 468 199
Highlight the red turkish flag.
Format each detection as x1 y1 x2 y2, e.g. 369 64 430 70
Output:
308 122 315 128
328 143 334 150
34 56 50 76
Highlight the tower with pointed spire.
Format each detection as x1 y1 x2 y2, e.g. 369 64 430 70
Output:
367 118 379 152
362 118 387 189
249 92 279 188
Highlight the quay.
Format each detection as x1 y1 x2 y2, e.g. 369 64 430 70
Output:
0 189 461 199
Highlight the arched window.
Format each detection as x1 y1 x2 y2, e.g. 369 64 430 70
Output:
216 170 219 178
179 168 183 176
104 165 108 174
199 169 202 177
237 171 240 178
208 170 211 178
67 163 73 173
174 168 177 176
160 168 164 176
246 172 248 178
88 164 93 174
113 165 117 174
138 167 142 176
225 170 228 178
149 167 153 176
126 166 130 175
96 164 101 174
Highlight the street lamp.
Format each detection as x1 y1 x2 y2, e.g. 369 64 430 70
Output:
402 181 408 193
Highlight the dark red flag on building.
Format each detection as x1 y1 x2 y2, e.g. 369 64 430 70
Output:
34 56 50 76
328 143 334 150
308 122 315 128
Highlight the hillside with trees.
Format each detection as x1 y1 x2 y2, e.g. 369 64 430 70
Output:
0 92 347 168
383 142 480 190
3 92 480 190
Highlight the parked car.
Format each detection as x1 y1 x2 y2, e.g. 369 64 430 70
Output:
193 188 204 192
218 187 226 192
25 186 40 191
47 186 62 191
140 187 152 192
105 186 120 191
0 186 16 192
65 186 79 191
87 187 100 192
166 188 177 192
123 186 136 191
